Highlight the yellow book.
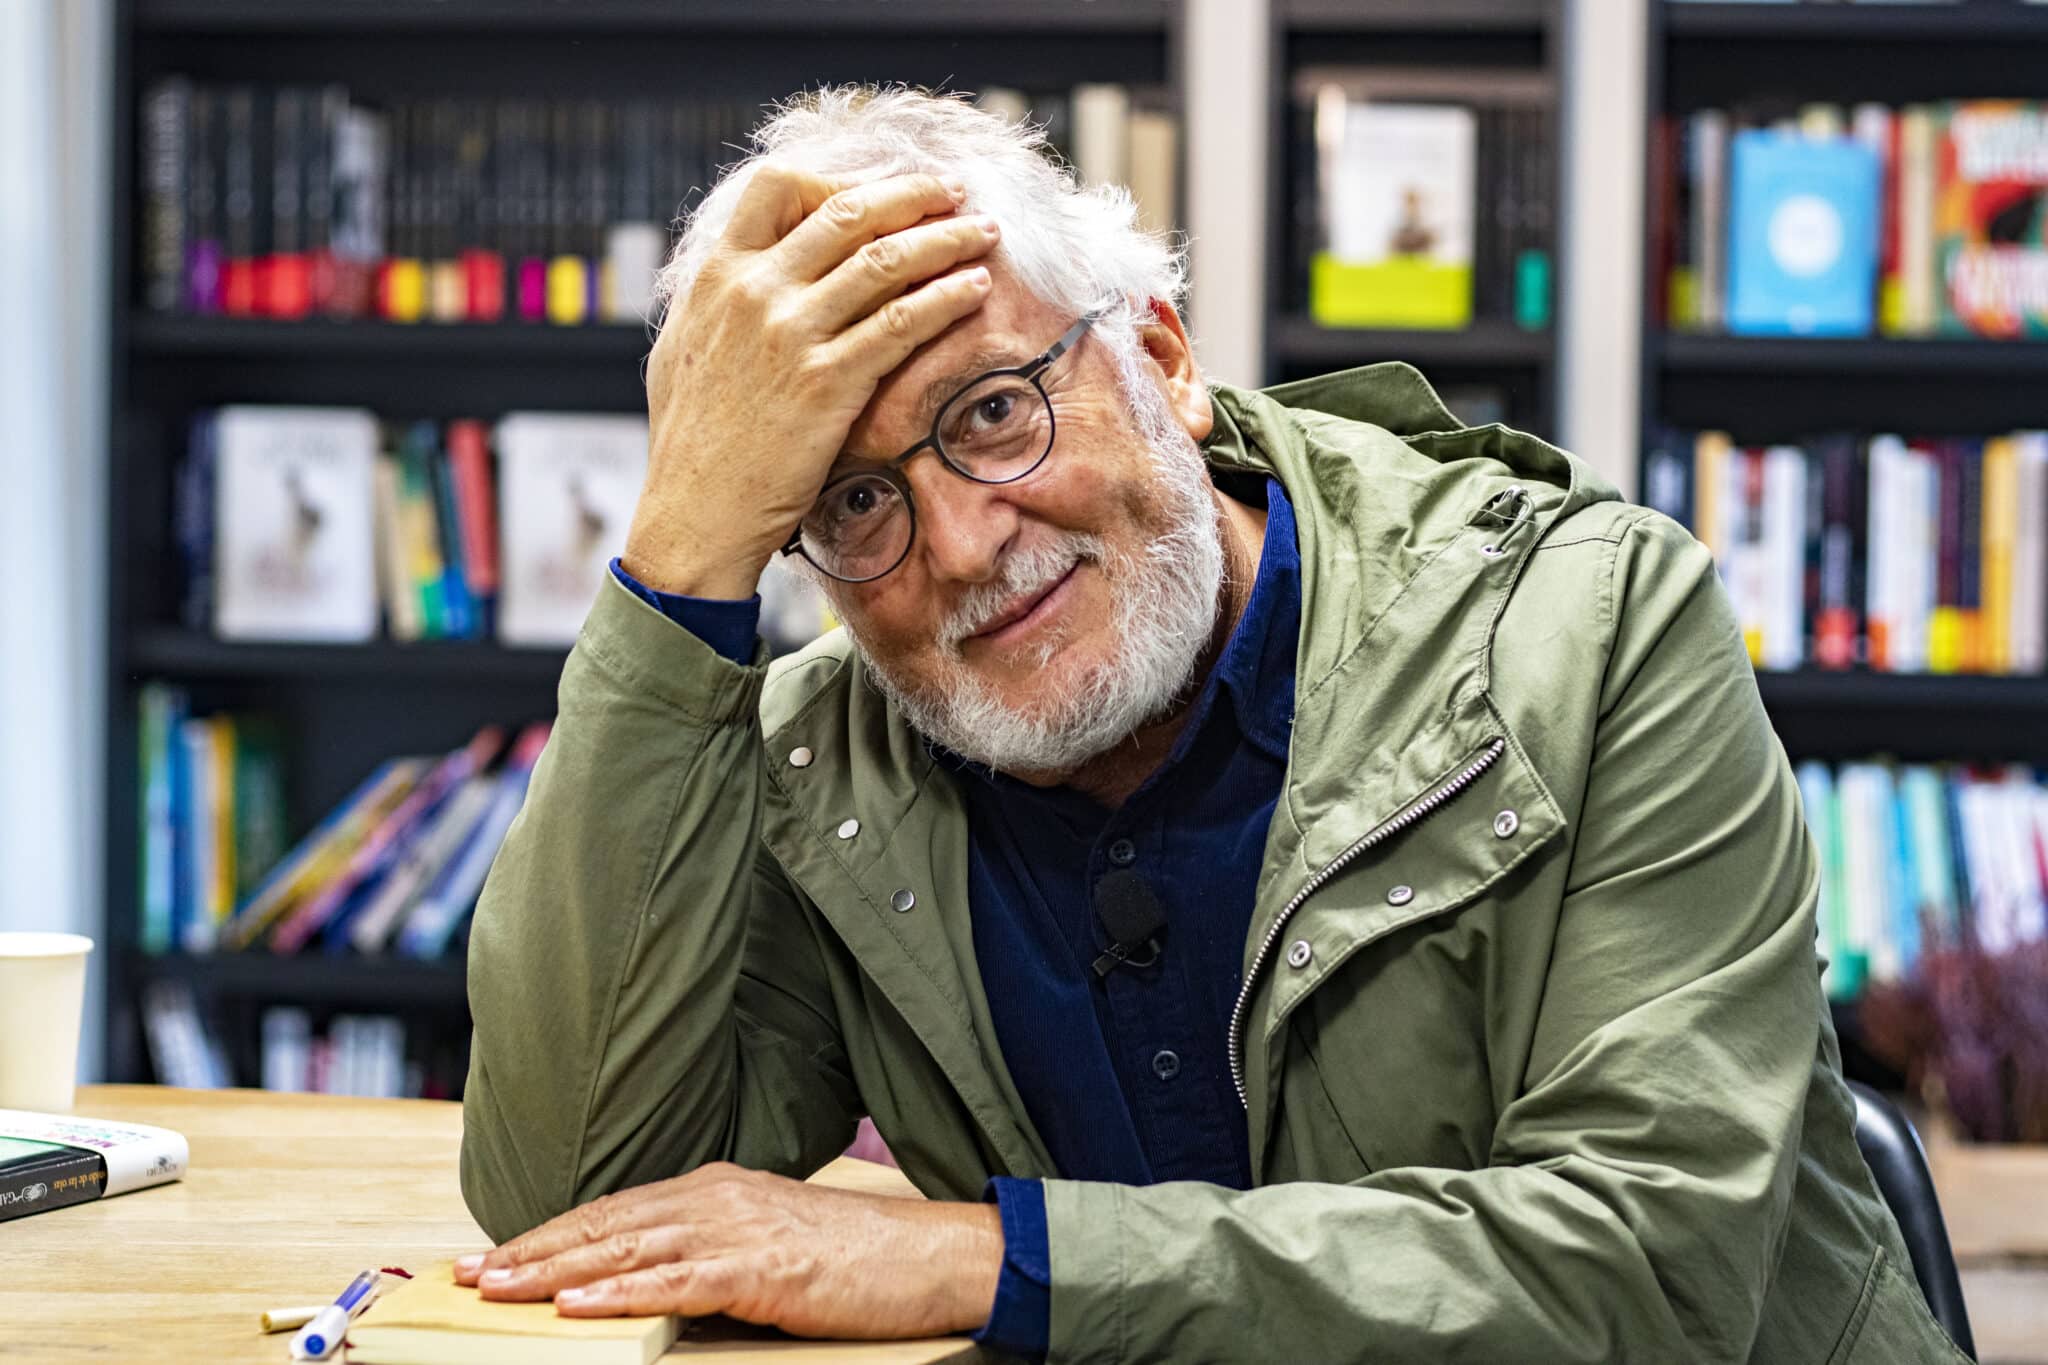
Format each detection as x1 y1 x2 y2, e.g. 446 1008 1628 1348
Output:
1982 436 2019 674
346 1262 675 1365
206 716 237 929
1692 431 1732 565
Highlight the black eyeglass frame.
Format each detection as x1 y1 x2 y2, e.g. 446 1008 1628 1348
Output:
781 311 1101 584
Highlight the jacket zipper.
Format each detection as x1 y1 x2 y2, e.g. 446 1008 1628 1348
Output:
1227 736 1507 1109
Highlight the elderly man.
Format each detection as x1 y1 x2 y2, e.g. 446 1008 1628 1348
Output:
455 89 1963 1363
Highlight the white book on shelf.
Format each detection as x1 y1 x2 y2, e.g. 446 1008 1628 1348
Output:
260 1007 311 1092
1838 764 1888 979
1070 83 1131 189
1998 771 2047 946
1865 435 1900 668
2013 432 2048 674
1760 445 1807 671
211 405 380 643
495 413 648 647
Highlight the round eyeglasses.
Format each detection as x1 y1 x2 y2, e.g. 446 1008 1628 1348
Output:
782 313 1098 584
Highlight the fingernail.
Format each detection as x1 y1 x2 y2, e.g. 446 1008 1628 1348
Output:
968 267 991 285
455 1254 483 1276
942 177 968 200
557 1287 588 1306
480 1268 513 1288
978 217 1001 238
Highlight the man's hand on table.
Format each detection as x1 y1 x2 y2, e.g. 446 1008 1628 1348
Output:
452 1162 1004 1340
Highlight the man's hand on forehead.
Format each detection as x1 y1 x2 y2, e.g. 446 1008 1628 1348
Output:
623 164 1000 600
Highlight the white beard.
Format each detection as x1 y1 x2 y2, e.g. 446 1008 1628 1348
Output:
844 382 1227 776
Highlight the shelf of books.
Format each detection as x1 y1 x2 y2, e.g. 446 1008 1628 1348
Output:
1642 2 2048 1090
105 2 1187 1095
1263 0 1560 431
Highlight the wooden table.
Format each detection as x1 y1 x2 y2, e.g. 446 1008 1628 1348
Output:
3 1086 978 1362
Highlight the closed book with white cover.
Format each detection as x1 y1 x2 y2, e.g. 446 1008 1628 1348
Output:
212 405 380 641
0 1110 188 1224
495 413 647 647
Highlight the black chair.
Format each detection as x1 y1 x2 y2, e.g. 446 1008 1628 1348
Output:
1847 1080 1976 1361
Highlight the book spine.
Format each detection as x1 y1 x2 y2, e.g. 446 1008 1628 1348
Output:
177 412 216 630
427 434 477 639
1929 440 1965 674
185 87 224 313
265 87 310 318
0 1146 107 1225
138 684 186 955
445 419 502 615
141 78 191 313
221 87 259 316
1957 438 1985 672
1814 435 1858 670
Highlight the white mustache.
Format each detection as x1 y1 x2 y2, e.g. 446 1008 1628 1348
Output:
939 535 1107 651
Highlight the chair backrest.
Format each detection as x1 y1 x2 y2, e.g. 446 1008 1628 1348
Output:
1846 1080 1976 1361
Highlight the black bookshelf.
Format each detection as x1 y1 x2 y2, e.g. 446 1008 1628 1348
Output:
1640 0 2048 750
103 0 1186 1088
1640 3 2048 1091
1262 0 1564 433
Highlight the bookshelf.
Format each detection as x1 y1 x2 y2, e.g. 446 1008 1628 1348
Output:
1262 0 1564 432
103 0 1187 1089
1640 2 2048 1086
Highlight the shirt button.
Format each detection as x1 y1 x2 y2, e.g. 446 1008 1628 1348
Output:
788 746 814 768
837 818 860 840
1108 838 1137 867
1286 939 1313 969
1151 1049 1181 1080
1493 810 1520 839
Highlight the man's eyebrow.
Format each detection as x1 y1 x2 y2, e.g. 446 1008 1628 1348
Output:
826 347 1035 475
916 348 1027 416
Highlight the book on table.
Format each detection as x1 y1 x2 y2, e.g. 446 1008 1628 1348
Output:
344 1261 675 1365
0 1110 188 1224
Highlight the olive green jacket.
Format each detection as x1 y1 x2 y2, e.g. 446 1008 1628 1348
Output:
461 363 1967 1364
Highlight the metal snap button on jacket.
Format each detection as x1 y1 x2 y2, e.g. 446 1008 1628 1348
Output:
889 888 916 913
837 818 860 839
1493 810 1520 839
788 746 814 768
1386 884 1414 906
1286 939 1313 969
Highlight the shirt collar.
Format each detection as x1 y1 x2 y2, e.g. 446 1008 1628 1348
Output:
1212 478 1299 763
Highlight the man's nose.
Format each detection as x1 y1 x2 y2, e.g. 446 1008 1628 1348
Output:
905 459 1020 585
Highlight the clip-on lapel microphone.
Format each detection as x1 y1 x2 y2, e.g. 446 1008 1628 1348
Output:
1091 869 1167 977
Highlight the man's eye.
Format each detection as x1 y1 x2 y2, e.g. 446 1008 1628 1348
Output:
971 393 1016 428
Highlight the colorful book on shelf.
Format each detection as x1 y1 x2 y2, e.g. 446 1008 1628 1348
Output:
137 684 187 956
345 764 499 956
1936 101 2048 339
220 759 423 950
315 727 506 953
268 728 505 953
1726 129 1880 337
396 723 549 959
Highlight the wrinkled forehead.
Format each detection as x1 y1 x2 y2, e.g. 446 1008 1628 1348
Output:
842 264 1071 459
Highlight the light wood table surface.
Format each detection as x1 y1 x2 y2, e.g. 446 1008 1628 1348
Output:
4 1085 978 1363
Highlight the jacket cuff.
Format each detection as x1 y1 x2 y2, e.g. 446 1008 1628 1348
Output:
1042 1178 1127 1361
569 572 768 727
973 1177 1051 1359
608 557 762 663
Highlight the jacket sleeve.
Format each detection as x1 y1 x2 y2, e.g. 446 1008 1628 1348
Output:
460 577 862 1243
1038 514 1824 1364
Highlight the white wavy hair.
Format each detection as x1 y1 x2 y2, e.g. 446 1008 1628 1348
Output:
653 84 1190 390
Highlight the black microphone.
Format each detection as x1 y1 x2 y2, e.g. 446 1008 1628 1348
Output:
1091 870 1167 977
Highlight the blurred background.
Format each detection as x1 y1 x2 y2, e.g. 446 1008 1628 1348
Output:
2 0 2046 1354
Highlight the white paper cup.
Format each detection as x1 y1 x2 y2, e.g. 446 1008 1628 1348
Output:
0 932 94 1112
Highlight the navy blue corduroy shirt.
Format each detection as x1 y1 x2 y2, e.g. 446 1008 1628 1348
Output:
609 481 1299 1357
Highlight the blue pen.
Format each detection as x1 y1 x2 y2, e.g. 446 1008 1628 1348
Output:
290 1269 380 1361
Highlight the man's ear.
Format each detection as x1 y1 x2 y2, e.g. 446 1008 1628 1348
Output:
1136 299 1212 443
